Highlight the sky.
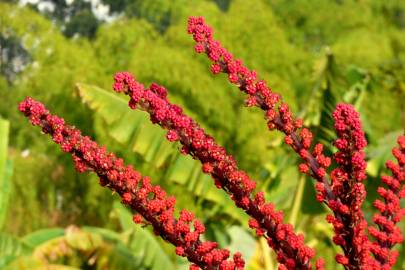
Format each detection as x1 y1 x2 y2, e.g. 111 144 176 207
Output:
19 0 115 21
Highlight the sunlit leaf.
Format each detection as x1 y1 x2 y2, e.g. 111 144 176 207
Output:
0 118 10 230
114 201 176 270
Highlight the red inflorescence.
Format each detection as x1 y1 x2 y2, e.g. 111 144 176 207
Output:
18 97 244 270
187 16 334 206
328 104 372 268
369 135 405 269
112 71 321 270
187 16 405 270
18 15 405 270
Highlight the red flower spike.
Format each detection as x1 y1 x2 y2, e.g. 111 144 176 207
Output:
18 97 242 270
18 15 405 270
187 16 405 270
369 134 405 269
112 72 317 270
327 104 373 268
187 14 333 185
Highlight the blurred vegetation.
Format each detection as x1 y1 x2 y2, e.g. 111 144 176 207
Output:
0 0 404 269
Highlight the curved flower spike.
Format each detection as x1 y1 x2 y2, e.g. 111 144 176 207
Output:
112 71 324 270
187 16 405 270
18 97 244 270
328 104 372 268
369 134 405 269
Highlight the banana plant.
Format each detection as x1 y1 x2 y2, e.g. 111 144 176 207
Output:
0 224 172 269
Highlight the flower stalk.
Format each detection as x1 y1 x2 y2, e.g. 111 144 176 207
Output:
112 72 324 270
18 97 244 270
17 15 405 270
369 135 405 269
187 16 404 269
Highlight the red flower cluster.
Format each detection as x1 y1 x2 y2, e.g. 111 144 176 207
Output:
187 16 334 200
18 97 244 270
327 104 371 268
187 16 404 270
19 15 405 270
369 135 405 269
112 72 322 270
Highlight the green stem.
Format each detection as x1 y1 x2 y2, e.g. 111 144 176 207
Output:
288 175 306 227
260 237 274 270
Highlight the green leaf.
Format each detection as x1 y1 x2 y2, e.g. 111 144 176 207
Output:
60 226 146 270
301 178 326 214
0 118 10 230
3 259 83 270
366 130 402 177
31 226 144 270
76 83 171 163
113 202 176 270
301 50 341 153
77 83 248 224
0 233 32 268
2 256 81 270
83 226 147 270
226 226 256 263
288 175 306 226
64 226 103 251
21 228 65 247
82 226 123 243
